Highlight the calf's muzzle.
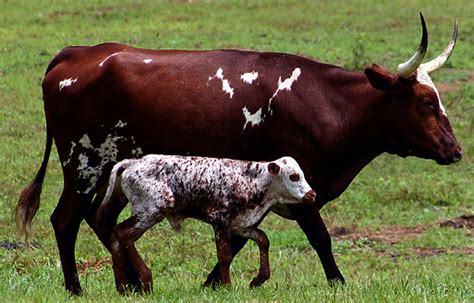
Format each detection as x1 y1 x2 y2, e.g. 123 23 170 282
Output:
303 190 317 204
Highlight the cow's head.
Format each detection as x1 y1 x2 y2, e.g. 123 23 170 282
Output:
364 13 462 165
267 157 316 204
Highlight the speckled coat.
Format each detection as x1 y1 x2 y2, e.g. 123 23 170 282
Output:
97 154 316 291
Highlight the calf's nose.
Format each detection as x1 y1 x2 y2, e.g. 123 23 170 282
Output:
302 190 316 204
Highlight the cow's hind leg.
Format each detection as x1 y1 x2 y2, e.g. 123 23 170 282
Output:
236 228 271 288
50 189 88 295
85 193 142 292
111 214 164 294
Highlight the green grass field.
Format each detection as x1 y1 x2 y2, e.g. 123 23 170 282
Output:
1 1 472 302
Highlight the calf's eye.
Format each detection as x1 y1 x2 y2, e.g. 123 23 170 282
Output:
289 173 300 182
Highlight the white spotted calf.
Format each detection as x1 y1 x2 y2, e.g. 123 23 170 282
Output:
97 154 316 293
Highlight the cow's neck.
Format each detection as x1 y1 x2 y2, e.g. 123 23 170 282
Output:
305 69 388 204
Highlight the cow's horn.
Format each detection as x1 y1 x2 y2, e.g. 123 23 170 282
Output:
420 18 458 73
397 13 428 78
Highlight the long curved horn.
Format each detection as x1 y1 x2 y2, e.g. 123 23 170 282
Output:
420 18 458 73
397 13 428 78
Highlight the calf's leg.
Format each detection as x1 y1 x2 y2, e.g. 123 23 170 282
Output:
203 234 248 287
236 228 271 288
213 228 233 286
111 214 164 294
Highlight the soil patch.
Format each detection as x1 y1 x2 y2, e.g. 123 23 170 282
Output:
329 215 473 258
439 215 474 229
332 224 428 244
331 215 473 244
77 257 112 276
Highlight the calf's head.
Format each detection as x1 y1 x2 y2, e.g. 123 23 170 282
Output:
364 13 462 165
267 157 316 204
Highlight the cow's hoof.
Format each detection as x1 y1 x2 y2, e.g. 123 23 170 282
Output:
328 276 346 287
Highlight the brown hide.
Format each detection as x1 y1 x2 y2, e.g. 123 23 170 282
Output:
43 44 376 201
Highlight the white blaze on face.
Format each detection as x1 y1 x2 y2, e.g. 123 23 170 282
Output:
58 78 78 91
242 106 263 130
209 68 234 98
143 59 152 64
267 68 301 114
240 71 258 84
416 67 447 116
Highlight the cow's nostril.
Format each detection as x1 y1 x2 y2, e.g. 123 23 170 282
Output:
453 148 463 162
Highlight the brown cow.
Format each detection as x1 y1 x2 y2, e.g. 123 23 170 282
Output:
16 14 462 294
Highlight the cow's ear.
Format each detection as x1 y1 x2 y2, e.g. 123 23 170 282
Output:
268 162 280 176
364 64 396 91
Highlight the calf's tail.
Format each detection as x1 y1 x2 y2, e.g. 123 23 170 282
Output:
97 159 139 222
15 124 52 241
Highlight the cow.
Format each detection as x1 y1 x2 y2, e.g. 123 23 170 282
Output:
97 155 316 293
16 13 462 295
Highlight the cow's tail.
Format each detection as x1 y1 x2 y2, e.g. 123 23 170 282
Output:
15 124 53 241
96 159 138 224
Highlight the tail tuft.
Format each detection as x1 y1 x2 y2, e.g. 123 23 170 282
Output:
15 125 52 241
15 181 42 241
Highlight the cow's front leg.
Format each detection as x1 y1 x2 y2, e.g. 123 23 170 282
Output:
289 203 345 285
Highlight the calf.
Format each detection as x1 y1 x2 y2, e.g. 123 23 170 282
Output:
97 154 316 293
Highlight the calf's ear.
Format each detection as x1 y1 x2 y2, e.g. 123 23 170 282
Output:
267 162 280 176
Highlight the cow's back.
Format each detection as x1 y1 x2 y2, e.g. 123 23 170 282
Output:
43 43 326 196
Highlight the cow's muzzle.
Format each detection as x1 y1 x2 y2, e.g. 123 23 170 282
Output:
302 190 317 204
437 146 463 165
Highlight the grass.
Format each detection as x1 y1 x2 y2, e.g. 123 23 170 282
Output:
1 0 473 302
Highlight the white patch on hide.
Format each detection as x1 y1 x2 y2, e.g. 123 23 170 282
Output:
62 142 77 167
132 147 144 156
240 68 301 132
115 120 127 128
59 78 78 91
143 59 152 64
99 52 121 67
66 120 140 194
242 106 263 130
240 71 258 84
267 68 301 114
79 134 93 149
209 68 234 98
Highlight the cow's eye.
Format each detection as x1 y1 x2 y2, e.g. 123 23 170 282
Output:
423 98 435 110
289 173 300 182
